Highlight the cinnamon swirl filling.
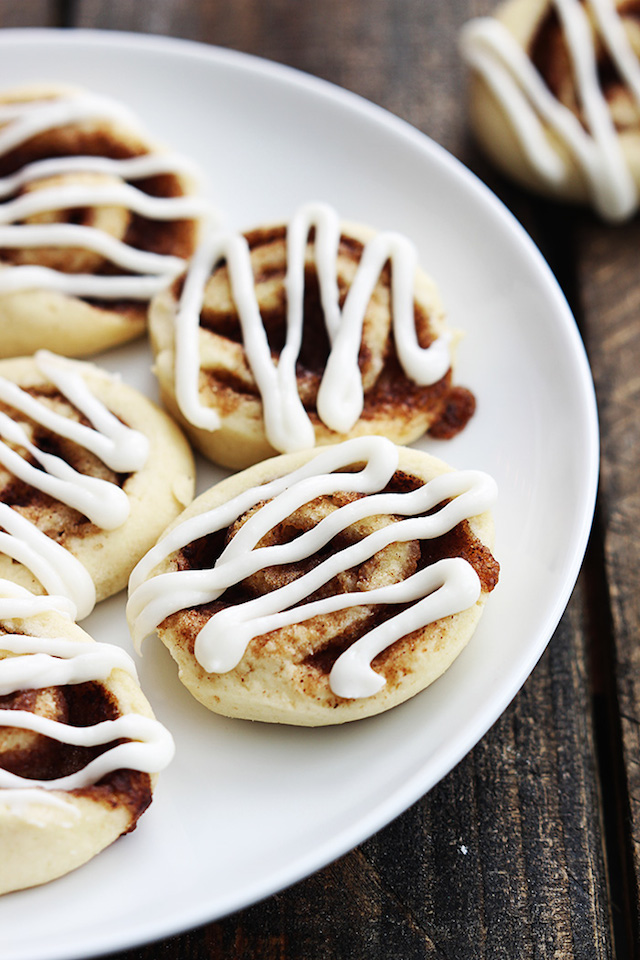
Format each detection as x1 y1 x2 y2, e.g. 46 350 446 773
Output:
0 583 174 895
0 84 212 357
150 204 475 469
127 437 499 725
0 352 195 619
196 226 470 431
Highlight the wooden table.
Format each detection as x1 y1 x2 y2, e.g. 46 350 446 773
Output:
4 1 638 957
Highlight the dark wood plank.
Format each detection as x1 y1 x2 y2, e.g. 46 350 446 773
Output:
577 215 640 946
0 0 56 28
57 0 620 956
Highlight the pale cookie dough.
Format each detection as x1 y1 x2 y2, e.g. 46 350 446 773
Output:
460 0 640 221
0 82 211 358
149 202 475 470
0 351 195 619
127 436 499 726
0 581 174 896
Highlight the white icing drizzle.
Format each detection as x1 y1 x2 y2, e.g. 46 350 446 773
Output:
0 351 150 619
0 224 184 278
460 0 640 221
0 93 142 154
0 183 204 226
0 582 174 809
0 152 202 200
128 436 497 699
0 90 213 297
0 503 96 620
0 635 138 695
0 578 75 617
0 713 173 791
173 202 451 452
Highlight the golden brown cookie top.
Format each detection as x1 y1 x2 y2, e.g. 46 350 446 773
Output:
0 83 213 357
150 203 474 469
128 437 499 725
0 581 174 895
0 352 195 617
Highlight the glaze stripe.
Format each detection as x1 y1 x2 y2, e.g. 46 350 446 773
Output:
0 152 202 199
0 636 138 694
0 224 184 276
0 712 174 792
0 504 97 620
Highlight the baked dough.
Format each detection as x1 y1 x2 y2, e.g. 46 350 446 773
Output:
149 203 475 470
0 82 211 357
0 581 174 895
127 436 499 726
460 0 640 220
0 351 195 619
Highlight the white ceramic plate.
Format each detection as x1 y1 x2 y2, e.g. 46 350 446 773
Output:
0 29 599 960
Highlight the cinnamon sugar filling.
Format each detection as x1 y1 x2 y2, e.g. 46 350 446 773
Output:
0 126 197 320
0 672 152 826
0 384 132 541
529 2 640 124
189 226 475 439
162 469 499 681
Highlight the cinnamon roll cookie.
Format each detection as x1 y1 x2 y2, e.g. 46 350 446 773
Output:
127 436 499 726
0 82 212 357
0 350 195 620
0 580 174 895
149 202 475 470
460 0 640 221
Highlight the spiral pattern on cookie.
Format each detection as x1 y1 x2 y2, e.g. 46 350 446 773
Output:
0 84 213 356
149 203 475 470
0 351 194 619
0 580 174 895
128 437 499 725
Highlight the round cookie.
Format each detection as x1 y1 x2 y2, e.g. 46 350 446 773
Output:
0 351 195 619
0 82 211 358
460 0 640 221
0 580 174 895
149 202 475 470
127 436 499 726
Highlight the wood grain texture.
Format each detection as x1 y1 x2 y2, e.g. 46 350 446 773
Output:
0 0 56 28
6 0 626 956
577 215 640 946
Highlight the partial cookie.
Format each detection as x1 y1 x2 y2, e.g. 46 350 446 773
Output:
0 351 195 619
460 0 640 221
127 436 499 726
0 82 212 357
0 580 174 895
149 202 475 470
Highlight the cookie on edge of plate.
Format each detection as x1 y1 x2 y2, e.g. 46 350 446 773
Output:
0 580 174 895
149 201 476 470
0 350 195 620
0 82 213 358
127 435 499 726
